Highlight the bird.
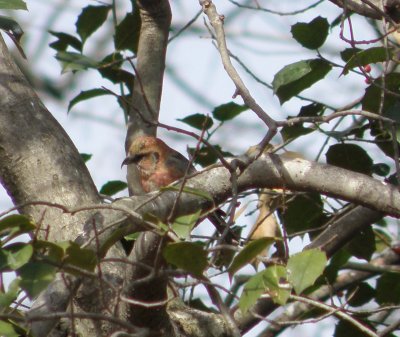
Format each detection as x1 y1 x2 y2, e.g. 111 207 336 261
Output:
122 135 195 193
122 135 238 264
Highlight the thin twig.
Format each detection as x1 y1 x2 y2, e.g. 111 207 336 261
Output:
288 294 379 337
276 109 396 127
199 0 277 135
343 261 400 274
228 0 324 16
200 275 242 337
169 10 202 43
378 317 400 336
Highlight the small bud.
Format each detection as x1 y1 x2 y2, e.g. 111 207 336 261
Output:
363 64 372 73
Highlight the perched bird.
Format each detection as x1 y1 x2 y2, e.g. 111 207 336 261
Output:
122 136 195 193
122 135 237 264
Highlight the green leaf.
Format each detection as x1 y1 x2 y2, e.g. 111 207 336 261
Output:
0 214 33 231
163 242 207 277
49 31 82 52
68 88 110 111
376 272 400 305
345 226 375 261
0 15 23 40
346 282 376 307
0 243 33 271
0 278 20 309
80 153 92 163
239 265 289 313
272 59 332 104
374 227 392 253
172 210 201 240
114 11 141 53
384 99 400 125
340 47 362 63
0 0 27 10
34 240 65 264
124 232 140 242
281 124 314 142
362 73 400 115
55 51 98 73
76 5 111 44
100 180 128 196
178 113 213 130
0 214 35 239
99 53 135 89
228 237 275 278
281 103 325 141
18 261 57 298
342 47 393 74
287 249 327 294
0 17 25 59
298 103 325 117
188 145 234 167
372 163 390 176
324 250 350 283
239 271 266 314
212 102 248 121
64 242 97 272
326 143 373 175
291 16 329 50
278 192 326 235
0 321 18 337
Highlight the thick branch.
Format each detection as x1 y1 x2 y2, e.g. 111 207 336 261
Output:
85 153 400 252
306 205 383 257
0 34 129 336
329 0 391 20
126 0 171 147
123 0 172 332
0 35 100 239
121 0 173 333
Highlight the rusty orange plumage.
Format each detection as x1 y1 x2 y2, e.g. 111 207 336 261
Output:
122 136 194 193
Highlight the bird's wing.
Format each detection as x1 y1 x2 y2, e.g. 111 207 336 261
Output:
165 150 196 176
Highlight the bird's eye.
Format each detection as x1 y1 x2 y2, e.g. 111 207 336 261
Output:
131 153 146 163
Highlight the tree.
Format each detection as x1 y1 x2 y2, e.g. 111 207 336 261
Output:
1 0 400 336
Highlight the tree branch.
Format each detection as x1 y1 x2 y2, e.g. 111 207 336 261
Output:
198 0 277 146
306 205 383 257
126 0 171 147
89 153 400 253
329 0 395 21
0 33 129 336
122 0 173 332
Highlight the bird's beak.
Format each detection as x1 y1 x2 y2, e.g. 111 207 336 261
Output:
121 156 134 168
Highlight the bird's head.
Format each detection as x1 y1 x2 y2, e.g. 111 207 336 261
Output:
121 136 163 168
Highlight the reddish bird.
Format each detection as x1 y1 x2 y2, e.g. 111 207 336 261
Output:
122 136 237 260
122 136 194 193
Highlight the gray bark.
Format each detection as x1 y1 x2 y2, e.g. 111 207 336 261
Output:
0 33 129 336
